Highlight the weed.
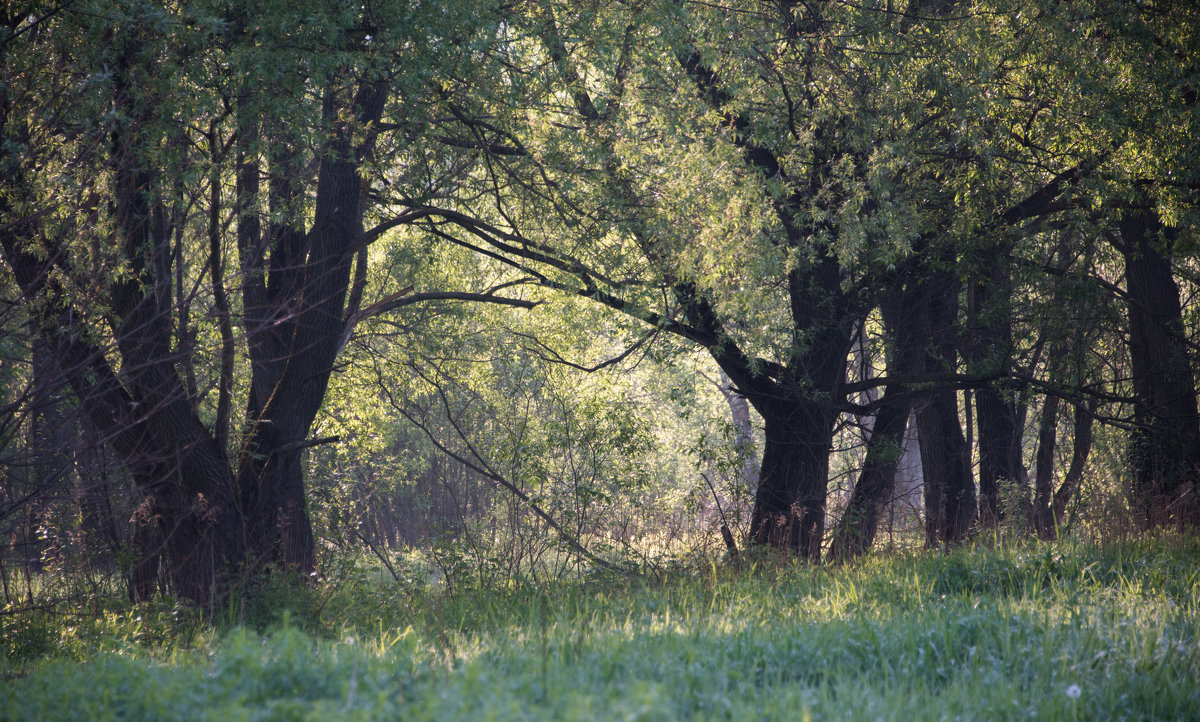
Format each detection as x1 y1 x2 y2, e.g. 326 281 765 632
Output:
4 537 1199 720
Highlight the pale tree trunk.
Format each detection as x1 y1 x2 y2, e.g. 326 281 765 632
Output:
717 369 758 492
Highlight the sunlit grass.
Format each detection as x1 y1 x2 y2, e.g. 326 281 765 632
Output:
4 536 1199 720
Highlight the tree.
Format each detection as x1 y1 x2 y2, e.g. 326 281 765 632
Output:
1060 0 1200 529
412 0 1124 557
0 0 527 604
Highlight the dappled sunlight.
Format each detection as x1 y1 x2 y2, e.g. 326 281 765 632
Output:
6 540 1200 719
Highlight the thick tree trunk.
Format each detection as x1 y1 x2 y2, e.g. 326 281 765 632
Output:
2 173 242 609
236 78 387 571
27 344 72 572
748 400 836 560
679 39 853 563
2 11 398 605
1119 209 1200 528
975 387 1024 525
683 259 849 564
238 423 319 570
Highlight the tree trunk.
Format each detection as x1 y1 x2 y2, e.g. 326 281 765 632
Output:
829 285 925 560
236 78 387 571
1118 208 1200 528
2 172 242 609
975 387 1024 525
970 261 1027 527
1050 400 1096 529
917 266 977 545
238 425 319 570
916 391 976 545
748 399 836 560
830 391 911 560
1032 394 1060 539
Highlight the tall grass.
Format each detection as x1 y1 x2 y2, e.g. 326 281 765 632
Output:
4 536 1199 720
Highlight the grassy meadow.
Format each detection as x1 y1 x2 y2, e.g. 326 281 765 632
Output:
3 537 1199 721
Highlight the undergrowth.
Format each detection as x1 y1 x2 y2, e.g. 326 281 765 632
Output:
3 536 1199 720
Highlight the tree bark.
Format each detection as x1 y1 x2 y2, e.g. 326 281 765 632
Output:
748 398 837 559
916 266 977 545
975 387 1024 524
1118 208 1200 528
1 17 394 603
1032 394 1060 539
830 286 924 560
916 392 976 546
236 76 388 571
970 258 1026 527
830 391 911 560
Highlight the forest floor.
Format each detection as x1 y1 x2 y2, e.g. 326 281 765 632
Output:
3 536 1199 720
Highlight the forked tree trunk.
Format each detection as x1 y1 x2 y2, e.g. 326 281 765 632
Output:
235 78 387 571
3 44 387 605
1031 396 1096 540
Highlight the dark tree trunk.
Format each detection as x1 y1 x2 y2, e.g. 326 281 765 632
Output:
1 9 400 605
1030 396 1097 541
1118 209 1200 528
970 256 1027 527
975 387 1024 525
830 285 925 560
916 392 976 546
737 303 850 562
1051 400 1095 529
748 399 837 559
917 267 977 545
236 78 387 571
1032 394 1060 539
27 344 72 571
2 98 242 609
676 252 850 564
677 41 854 563
966 159 1099 527
830 391 911 560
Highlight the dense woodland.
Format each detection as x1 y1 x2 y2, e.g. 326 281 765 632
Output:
2 0 1199 611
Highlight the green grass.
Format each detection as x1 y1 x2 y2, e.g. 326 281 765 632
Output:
4 537 1199 720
